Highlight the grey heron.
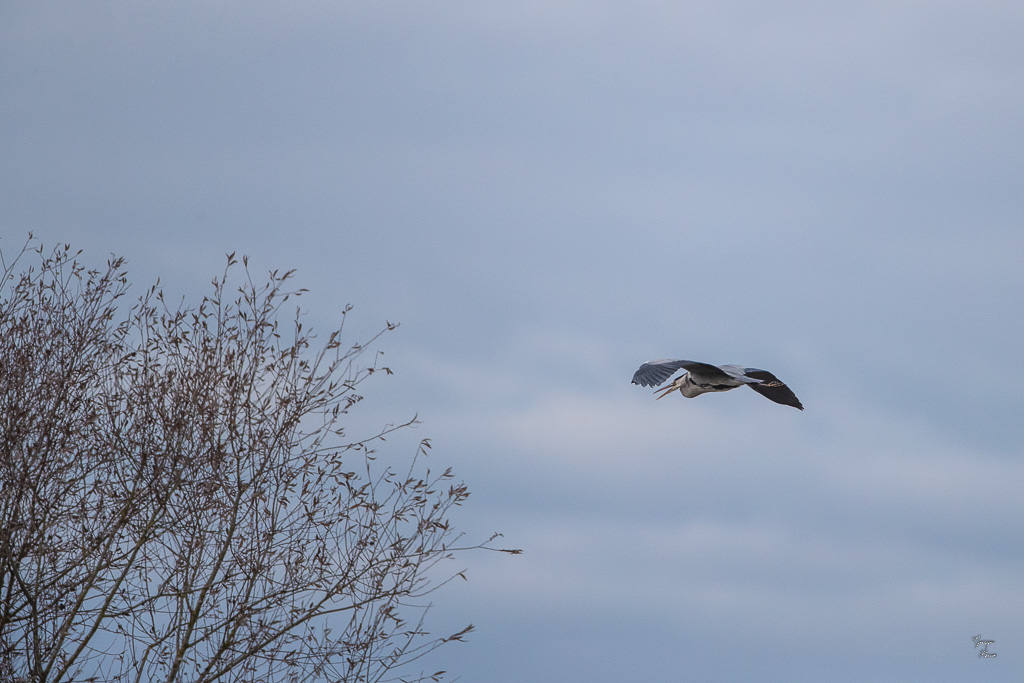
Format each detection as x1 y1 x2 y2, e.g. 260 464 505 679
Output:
632 359 804 410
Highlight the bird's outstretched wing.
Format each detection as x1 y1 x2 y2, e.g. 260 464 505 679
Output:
743 369 804 410
631 359 730 387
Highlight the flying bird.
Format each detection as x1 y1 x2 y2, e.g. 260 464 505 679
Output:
632 359 803 410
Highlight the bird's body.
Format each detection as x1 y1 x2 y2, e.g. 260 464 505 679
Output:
632 359 803 410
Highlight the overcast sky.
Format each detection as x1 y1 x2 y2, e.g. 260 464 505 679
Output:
3 2 1023 681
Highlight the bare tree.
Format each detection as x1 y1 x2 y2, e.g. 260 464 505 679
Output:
0 238 516 683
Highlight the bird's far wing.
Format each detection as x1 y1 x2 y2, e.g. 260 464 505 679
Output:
743 368 804 410
717 364 763 384
631 359 725 387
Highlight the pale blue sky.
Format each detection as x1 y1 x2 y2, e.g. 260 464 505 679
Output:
3 2 1023 680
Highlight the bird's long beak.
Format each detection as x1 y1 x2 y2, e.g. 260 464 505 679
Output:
654 385 676 400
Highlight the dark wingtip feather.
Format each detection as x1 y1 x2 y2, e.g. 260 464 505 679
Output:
748 382 804 409
743 369 804 410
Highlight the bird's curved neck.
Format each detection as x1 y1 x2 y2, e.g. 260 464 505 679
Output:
678 374 704 398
